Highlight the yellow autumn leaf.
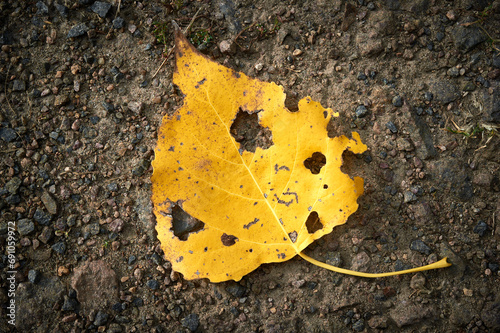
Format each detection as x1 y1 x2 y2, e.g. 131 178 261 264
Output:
152 29 451 282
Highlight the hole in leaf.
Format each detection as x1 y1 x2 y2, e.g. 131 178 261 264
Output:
326 116 340 138
304 152 326 174
305 211 323 234
171 203 205 241
323 184 328 189
340 150 364 179
230 108 273 153
284 91 299 112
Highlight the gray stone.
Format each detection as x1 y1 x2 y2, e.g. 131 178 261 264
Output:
439 243 466 277
383 0 401 10
392 95 403 107
127 101 143 114
5 177 21 194
71 260 119 312
410 273 426 290
113 17 125 29
410 240 431 255
481 301 500 330
52 241 66 254
33 208 52 225
473 220 489 236
91 1 112 18
108 219 124 233
102 101 114 112
356 33 384 57
61 295 78 311
28 270 41 284
351 251 371 271
12 80 26 91
18 219 35 236
403 191 417 203
16 277 65 331
67 23 89 38
132 159 150 176
355 105 369 118
181 314 200 332
225 282 247 298
219 39 235 54
55 3 69 17
451 25 487 52
107 183 118 192
404 0 429 14
450 303 475 327
386 121 398 133
85 223 100 235
0 128 18 142
146 279 159 290
54 94 70 106
429 80 460 104
94 310 109 326
325 251 343 267
493 53 500 68
352 319 365 332
447 67 460 77
41 192 57 215
482 88 500 123
38 226 53 244
36 1 49 15
5 194 20 205
462 81 476 91
368 315 388 328
390 302 434 327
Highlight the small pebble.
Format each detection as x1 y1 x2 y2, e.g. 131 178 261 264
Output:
392 95 403 107
385 121 398 133
28 270 41 284
355 105 369 118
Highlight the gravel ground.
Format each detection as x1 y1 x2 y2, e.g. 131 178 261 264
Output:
1 0 499 332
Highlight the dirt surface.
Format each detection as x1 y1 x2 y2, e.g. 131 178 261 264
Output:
1 0 500 332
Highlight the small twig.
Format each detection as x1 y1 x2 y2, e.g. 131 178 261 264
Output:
4 63 15 118
105 0 122 39
152 7 202 79
233 21 257 49
477 25 500 52
492 212 496 236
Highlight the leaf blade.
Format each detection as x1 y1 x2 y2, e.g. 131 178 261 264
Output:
153 31 369 282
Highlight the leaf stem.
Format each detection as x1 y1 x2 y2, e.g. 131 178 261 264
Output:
299 252 451 278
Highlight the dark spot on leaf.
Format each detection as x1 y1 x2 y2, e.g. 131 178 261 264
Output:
230 108 273 153
305 211 323 234
304 152 326 174
243 218 259 229
171 203 205 241
288 231 298 243
323 184 328 189
274 164 290 174
221 233 238 246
